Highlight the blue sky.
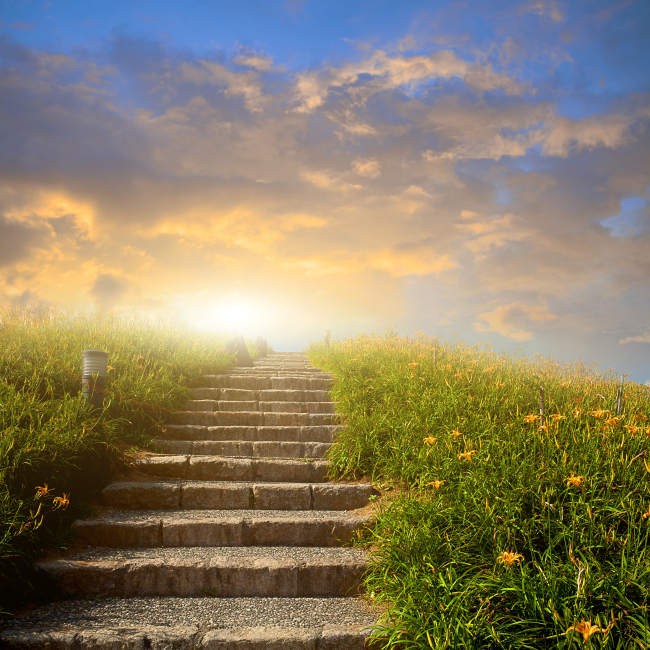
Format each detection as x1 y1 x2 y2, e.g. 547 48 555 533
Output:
1 0 649 384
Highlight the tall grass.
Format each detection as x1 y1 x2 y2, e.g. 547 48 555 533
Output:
0 301 256 615
308 330 650 649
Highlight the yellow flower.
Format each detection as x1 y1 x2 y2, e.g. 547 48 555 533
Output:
427 480 445 489
635 413 648 422
538 425 549 434
642 504 650 520
624 425 639 435
494 381 506 388
497 550 524 567
451 429 463 438
549 414 566 422
423 436 438 446
444 364 452 371
603 416 621 428
410 373 416 378
523 414 539 424
483 367 493 374
35 484 49 498
566 619 604 643
53 493 70 510
107 365 115 372
589 409 610 419
458 450 477 462
572 407 582 418
566 474 585 488
408 362 419 368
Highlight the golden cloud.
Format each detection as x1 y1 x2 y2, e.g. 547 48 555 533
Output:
474 302 558 341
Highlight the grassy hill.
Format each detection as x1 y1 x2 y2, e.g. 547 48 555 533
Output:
308 330 650 649
0 302 255 615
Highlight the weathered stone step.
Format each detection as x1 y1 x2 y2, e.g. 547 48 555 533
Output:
158 424 342 443
72 513 372 547
134 456 330 482
221 368 331 375
0 596 381 649
170 411 340 426
103 481 373 510
38 547 368 597
1 626 377 650
191 388 332 401
201 376 334 390
183 400 336 414
153 439 332 458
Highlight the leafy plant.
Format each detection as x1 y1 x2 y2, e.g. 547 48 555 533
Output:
308 330 650 648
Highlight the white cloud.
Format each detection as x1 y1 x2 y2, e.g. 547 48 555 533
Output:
620 331 650 344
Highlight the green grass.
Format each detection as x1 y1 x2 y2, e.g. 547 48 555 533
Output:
307 330 650 649
0 301 262 615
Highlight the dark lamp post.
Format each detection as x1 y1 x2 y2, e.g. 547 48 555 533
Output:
82 350 108 411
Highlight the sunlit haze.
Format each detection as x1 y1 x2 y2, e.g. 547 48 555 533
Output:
1 0 649 383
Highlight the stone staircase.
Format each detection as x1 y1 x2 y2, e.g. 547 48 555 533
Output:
1 352 382 649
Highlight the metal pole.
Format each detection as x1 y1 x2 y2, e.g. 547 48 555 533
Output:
539 386 545 428
616 374 624 416
82 350 108 411
324 330 331 348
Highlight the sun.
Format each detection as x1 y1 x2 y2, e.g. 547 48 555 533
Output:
218 301 255 328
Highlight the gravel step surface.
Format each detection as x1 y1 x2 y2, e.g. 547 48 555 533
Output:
62 546 368 562
90 509 362 520
1 597 380 631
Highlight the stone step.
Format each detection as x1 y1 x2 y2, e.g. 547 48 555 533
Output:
201 376 334 390
134 456 330 482
72 512 372 547
221 368 331 375
0 598 380 649
37 547 368 597
158 424 342 443
191 388 332 401
153 439 332 458
169 411 340 426
102 481 374 510
183 400 336 414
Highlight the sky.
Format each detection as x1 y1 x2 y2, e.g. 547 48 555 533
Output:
1 0 649 384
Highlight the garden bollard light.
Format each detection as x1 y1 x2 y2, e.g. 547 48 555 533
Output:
324 330 330 348
82 349 108 411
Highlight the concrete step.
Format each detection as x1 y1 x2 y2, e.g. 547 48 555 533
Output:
183 400 336 414
0 598 381 649
201 376 334 391
158 424 342 443
102 481 374 510
153 439 332 458
133 456 330 482
169 411 340 426
1 626 378 650
37 547 368 597
72 512 372 547
220 369 332 376
191 388 332 401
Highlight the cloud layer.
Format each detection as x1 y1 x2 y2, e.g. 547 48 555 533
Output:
0 0 649 381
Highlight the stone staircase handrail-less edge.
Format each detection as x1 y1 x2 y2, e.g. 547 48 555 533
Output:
1 351 382 650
